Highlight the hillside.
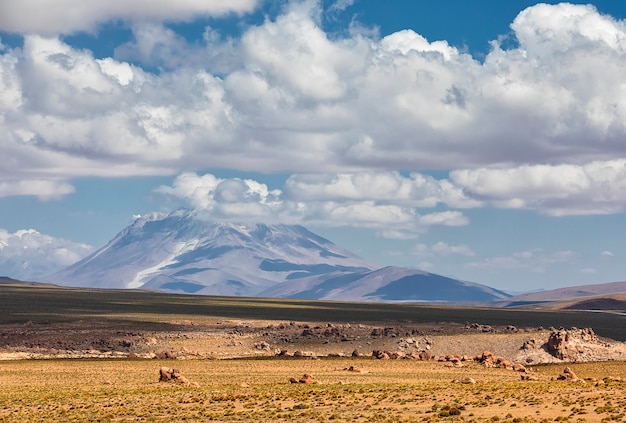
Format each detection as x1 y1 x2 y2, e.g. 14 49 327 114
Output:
503 281 626 307
43 209 507 302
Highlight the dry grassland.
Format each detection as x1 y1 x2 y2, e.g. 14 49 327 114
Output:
1 358 625 422
1 283 625 422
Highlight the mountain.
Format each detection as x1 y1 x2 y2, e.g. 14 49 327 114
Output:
259 266 510 302
44 209 375 296
45 209 509 302
503 281 626 306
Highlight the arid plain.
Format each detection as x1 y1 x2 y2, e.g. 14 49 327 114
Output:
1 281 625 422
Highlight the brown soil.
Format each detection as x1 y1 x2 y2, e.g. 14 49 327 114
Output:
2 318 625 364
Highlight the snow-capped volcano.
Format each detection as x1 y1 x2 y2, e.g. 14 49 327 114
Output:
45 209 510 302
44 209 376 296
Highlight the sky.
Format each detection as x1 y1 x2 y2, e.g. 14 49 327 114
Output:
1 0 626 293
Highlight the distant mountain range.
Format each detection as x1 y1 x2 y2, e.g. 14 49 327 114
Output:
505 281 626 303
44 209 510 302
502 281 626 310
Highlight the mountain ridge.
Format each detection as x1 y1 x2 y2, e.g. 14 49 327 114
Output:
504 280 626 305
44 209 509 302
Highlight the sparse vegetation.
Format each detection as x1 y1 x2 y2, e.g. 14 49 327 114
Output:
0 359 625 422
1 283 625 422
1 283 624 340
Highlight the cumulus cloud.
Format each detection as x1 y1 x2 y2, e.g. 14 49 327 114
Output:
284 172 480 208
156 171 470 235
1 2 626 217
451 159 626 216
0 0 260 35
0 228 93 279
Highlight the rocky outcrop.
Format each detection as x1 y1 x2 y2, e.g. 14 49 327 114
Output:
547 328 598 360
516 327 626 364
516 328 626 364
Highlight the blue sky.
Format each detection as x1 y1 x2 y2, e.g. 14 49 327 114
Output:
1 0 626 293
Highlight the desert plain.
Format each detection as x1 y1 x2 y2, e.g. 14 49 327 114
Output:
1 281 625 422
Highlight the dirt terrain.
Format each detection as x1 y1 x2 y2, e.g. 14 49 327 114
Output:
2 317 626 365
1 283 626 422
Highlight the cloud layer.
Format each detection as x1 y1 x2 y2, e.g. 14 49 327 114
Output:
0 228 93 279
0 0 259 35
1 2 626 208
156 171 468 238
2 1 626 282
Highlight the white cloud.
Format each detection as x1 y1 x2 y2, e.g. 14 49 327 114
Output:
284 172 479 208
156 171 470 235
1 2 626 216
0 0 260 35
601 250 614 257
0 179 75 200
0 228 93 279
451 159 626 216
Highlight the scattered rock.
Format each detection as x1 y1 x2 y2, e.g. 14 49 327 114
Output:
293 350 317 358
254 341 271 351
521 339 539 350
557 366 583 382
418 351 433 361
511 363 527 373
158 367 197 386
372 350 390 360
344 366 367 373
452 377 476 384
290 373 318 384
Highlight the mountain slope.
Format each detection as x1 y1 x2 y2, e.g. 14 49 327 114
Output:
504 281 626 306
260 266 510 302
45 209 509 302
44 209 375 296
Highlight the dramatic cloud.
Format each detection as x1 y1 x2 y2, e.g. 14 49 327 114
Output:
0 228 93 279
156 171 469 236
156 172 283 220
0 0 260 35
1 2 626 218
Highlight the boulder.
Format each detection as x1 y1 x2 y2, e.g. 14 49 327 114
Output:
557 366 582 382
511 363 527 373
159 366 178 382
418 351 433 361
158 367 196 386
